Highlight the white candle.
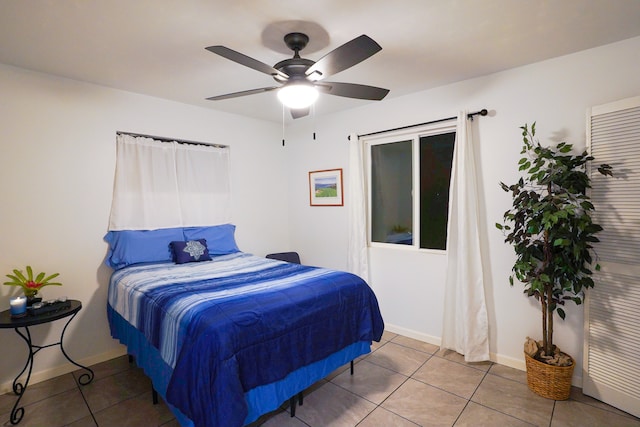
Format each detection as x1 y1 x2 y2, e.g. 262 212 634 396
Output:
9 296 27 317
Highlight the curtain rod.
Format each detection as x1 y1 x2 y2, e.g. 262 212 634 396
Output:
116 131 227 149
350 109 488 140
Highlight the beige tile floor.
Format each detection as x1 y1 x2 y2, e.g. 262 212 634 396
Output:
1 331 639 427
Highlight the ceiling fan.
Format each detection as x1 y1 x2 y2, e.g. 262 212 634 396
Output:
205 32 390 119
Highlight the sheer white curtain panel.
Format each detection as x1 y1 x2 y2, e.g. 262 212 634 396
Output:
108 134 231 231
347 133 370 281
440 111 490 362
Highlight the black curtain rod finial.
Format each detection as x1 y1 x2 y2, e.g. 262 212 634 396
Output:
467 109 488 120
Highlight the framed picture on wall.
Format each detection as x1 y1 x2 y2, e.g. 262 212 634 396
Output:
309 168 344 206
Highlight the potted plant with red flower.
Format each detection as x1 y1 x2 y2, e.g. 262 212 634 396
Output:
4 266 62 305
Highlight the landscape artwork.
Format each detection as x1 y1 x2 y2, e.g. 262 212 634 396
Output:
309 169 343 206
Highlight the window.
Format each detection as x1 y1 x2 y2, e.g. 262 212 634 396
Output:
366 123 456 250
109 133 231 231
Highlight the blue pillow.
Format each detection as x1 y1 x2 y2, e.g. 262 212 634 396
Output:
170 239 212 264
182 224 240 256
104 227 184 269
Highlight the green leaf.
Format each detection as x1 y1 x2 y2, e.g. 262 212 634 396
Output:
597 164 613 176
524 161 531 170
5 274 22 284
12 269 27 283
41 273 60 283
3 282 23 287
557 307 566 320
496 223 503 230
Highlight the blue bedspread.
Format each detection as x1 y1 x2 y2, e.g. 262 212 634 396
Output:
107 252 384 427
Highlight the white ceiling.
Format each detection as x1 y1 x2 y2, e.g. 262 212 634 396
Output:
2 0 640 123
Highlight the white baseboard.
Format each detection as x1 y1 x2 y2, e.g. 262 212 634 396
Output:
385 323 527 371
383 323 442 347
490 352 525 371
0 346 128 395
384 323 584 387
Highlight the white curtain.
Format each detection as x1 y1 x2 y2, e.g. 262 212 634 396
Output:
346 133 369 282
108 134 231 230
440 111 490 362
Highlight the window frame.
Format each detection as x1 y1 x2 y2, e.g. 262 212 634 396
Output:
364 120 456 253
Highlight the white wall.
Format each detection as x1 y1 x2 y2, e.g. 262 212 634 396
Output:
284 36 640 382
0 64 287 391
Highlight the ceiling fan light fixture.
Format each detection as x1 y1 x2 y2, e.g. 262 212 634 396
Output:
206 33 388 119
277 82 319 109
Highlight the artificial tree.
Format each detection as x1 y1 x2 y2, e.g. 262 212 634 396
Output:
497 123 612 364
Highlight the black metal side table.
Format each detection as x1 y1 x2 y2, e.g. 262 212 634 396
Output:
0 299 94 424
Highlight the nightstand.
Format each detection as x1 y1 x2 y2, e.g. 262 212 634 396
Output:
0 299 94 424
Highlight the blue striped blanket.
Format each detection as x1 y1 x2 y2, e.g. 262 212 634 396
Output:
107 252 384 427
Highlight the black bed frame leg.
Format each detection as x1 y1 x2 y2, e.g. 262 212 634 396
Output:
288 361 352 417
132 355 159 405
289 392 303 417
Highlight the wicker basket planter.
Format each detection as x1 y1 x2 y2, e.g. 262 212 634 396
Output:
524 352 575 400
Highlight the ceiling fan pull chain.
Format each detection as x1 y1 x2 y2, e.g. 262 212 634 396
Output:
312 103 316 141
282 103 286 147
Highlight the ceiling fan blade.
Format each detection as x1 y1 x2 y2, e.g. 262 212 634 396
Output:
317 82 389 100
306 35 382 80
206 45 289 80
206 86 279 101
290 107 310 119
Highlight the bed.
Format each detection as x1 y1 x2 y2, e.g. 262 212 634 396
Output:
104 224 384 427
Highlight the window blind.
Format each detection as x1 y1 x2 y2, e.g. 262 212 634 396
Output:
583 96 640 418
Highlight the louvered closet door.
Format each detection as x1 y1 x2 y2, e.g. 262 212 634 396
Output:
584 95 640 418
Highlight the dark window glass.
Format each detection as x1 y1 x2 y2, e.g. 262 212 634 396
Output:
419 132 455 249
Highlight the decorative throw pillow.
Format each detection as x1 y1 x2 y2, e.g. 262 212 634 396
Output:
170 239 212 264
182 224 240 256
